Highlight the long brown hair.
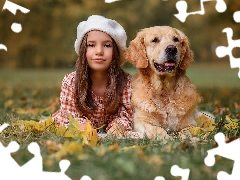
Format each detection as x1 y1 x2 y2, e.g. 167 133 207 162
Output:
74 33 127 116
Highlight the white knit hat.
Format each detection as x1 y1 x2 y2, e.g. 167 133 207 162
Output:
74 15 127 64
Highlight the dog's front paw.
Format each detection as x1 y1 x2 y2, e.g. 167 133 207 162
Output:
147 127 172 141
178 127 194 140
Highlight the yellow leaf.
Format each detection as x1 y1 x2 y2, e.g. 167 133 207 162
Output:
84 118 98 146
55 126 74 138
12 116 98 145
68 115 98 145
40 116 73 137
224 115 239 130
224 122 239 130
39 116 56 131
12 120 39 131
225 115 240 123
40 116 54 127
189 127 202 136
68 115 81 137
50 141 83 160
225 115 232 122
196 115 215 131
62 141 83 154
108 144 121 152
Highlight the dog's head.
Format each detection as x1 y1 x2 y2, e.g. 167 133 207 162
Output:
126 26 193 76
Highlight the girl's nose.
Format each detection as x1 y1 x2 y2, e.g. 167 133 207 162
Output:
96 45 103 55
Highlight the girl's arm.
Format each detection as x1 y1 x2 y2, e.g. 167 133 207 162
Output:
52 72 86 127
106 75 133 134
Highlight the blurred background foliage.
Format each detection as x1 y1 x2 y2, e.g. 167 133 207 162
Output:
0 0 239 68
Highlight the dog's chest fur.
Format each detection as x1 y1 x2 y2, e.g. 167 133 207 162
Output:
131 70 199 131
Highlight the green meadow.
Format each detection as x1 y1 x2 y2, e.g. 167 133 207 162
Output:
0 62 239 180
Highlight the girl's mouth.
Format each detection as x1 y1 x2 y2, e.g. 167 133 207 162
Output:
93 58 105 62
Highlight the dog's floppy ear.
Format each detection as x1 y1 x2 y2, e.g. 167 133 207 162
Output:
125 31 148 68
176 29 194 70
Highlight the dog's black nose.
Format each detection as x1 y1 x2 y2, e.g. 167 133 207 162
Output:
165 45 177 55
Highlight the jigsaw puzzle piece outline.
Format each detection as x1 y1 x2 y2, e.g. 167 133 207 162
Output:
204 132 240 180
174 0 227 22
0 141 22 178
21 142 43 173
153 164 190 180
233 11 240 23
171 165 190 180
38 160 71 180
205 132 240 162
2 0 30 15
20 142 72 180
105 0 120 3
80 175 93 180
215 28 240 78
0 44 7 51
0 123 9 132
1 0 30 51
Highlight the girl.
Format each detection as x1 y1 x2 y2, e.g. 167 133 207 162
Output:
52 15 133 136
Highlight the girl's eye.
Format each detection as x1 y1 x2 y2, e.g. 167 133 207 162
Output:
87 44 94 47
104 44 112 48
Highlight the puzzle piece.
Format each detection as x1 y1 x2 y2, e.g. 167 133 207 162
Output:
20 142 72 180
204 132 240 180
2 0 30 33
154 165 190 180
21 142 43 174
0 124 21 173
233 11 240 23
36 160 71 180
0 123 9 132
171 165 190 180
154 176 165 180
0 141 72 179
0 123 94 179
2 0 30 15
0 44 7 51
0 123 72 179
11 22 22 33
215 28 240 78
174 0 227 22
1 0 30 51
80 175 92 180
105 0 120 3
0 141 20 173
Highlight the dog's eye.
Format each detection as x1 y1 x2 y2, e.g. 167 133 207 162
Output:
173 37 179 42
152 37 160 43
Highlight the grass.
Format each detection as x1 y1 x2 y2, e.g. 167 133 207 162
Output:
0 63 239 180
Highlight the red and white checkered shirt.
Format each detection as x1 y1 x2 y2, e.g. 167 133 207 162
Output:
52 71 133 132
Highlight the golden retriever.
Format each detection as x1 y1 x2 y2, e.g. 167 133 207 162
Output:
126 26 200 139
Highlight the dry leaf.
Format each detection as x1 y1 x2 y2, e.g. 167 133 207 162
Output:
12 116 99 145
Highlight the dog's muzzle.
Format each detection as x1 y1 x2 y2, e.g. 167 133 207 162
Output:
154 45 178 73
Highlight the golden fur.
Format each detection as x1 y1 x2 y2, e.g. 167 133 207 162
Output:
126 26 200 139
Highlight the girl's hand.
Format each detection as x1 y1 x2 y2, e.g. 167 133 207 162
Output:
107 124 127 137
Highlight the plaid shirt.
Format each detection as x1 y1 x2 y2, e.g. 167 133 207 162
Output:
52 71 133 132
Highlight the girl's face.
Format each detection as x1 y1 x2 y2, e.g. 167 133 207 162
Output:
86 30 113 72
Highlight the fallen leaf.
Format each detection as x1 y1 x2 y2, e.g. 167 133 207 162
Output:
196 115 215 131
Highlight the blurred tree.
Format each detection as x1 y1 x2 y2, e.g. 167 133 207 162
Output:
0 0 238 68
